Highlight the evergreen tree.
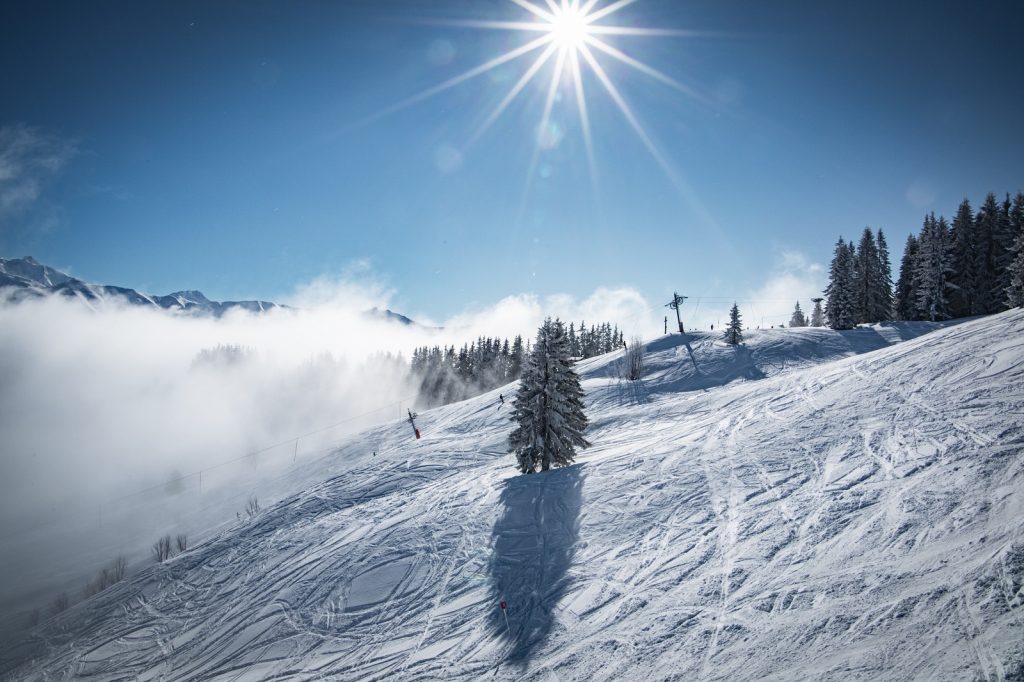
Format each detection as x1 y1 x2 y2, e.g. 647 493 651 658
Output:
810 299 825 327
789 301 807 327
974 193 1002 314
875 230 895 320
948 198 978 317
1006 232 1024 308
510 335 524 379
1006 193 1024 308
723 302 743 344
854 228 884 323
508 318 590 474
825 238 857 329
993 193 1018 311
913 213 953 321
895 234 920 320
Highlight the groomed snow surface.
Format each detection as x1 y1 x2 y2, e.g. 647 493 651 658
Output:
6 311 1024 680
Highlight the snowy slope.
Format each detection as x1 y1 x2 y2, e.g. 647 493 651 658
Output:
6 312 1024 680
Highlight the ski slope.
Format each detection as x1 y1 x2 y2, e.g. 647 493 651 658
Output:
6 312 1024 680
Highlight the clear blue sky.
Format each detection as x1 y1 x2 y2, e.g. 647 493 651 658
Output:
1 0 1021 319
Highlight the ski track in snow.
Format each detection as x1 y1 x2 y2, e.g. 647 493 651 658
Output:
4 313 1024 681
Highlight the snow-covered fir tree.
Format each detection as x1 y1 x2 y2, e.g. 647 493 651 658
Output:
895 233 920 320
876 229 895 320
724 302 743 345
948 198 978 318
789 301 807 327
913 213 954 321
1006 231 1024 308
509 318 590 474
993 194 1018 310
1006 195 1024 308
854 228 883 324
568 322 579 357
810 299 825 327
974 193 1004 314
825 237 857 329
1002 193 1024 308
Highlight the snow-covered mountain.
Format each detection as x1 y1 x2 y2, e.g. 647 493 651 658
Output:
0 257 418 323
4 311 1023 680
0 256 284 316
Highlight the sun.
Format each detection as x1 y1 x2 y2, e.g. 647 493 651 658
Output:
548 3 591 51
379 0 707 200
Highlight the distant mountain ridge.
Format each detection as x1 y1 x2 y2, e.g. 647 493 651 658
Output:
0 256 417 324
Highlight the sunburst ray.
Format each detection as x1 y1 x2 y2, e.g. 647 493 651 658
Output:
583 34 707 102
374 34 554 121
471 41 561 143
583 0 639 24
375 0 710 210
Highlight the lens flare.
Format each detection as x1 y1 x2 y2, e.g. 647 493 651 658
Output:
382 0 711 201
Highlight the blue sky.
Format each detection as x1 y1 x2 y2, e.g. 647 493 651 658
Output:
1 0 1022 323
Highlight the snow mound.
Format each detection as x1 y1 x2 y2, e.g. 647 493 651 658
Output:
6 312 1024 680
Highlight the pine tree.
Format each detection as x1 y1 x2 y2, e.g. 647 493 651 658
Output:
509 318 590 474
1006 232 1024 308
875 230 895 320
913 213 953 321
789 301 807 327
1006 193 1024 308
974 193 1002 314
567 322 579 358
510 335 524 379
854 228 886 323
723 302 743 344
810 299 825 327
895 234 919 320
825 238 857 329
993 193 1018 311
948 198 977 317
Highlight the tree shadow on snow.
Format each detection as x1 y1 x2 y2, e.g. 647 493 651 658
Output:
611 371 650 406
488 464 583 666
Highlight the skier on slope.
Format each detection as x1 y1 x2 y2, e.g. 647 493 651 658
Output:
499 393 504 406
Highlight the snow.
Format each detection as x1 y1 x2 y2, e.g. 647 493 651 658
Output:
4 311 1023 680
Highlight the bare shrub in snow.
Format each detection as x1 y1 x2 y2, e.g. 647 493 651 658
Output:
624 336 644 380
83 556 127 597
152 535 173 563
246 495 260 517
176 534 188 552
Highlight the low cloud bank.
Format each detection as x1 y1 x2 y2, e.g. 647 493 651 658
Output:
0 274 656 617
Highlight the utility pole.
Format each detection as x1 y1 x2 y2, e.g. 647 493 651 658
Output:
664 316 667 334
665 292 687 333
407 408 421 440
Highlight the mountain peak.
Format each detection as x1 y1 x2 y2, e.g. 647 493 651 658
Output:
168 290 211 304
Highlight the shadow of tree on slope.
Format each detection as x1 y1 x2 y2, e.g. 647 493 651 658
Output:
488 464 583 666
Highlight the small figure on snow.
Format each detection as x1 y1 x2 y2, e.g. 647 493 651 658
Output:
499 393 505 406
